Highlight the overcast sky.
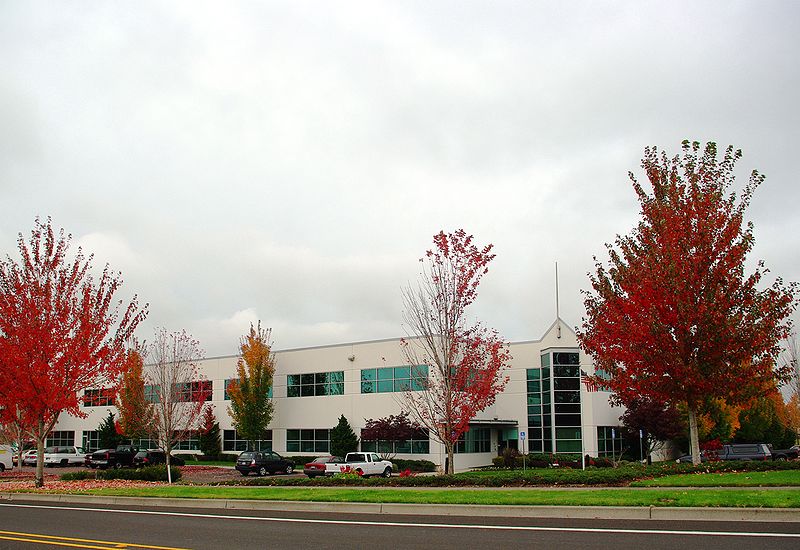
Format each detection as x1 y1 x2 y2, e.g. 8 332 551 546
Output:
2 1 799 357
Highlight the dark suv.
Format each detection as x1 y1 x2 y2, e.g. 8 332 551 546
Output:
235 451 295 476
133 450 186 467
677 443 771 463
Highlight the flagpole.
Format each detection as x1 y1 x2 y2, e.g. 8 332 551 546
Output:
555 262 561 339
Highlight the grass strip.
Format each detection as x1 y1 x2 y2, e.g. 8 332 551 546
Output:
33 486 800 508
631 469 800 487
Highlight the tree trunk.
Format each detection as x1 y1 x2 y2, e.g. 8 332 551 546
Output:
165 444 172 484
34 437 44 488
687 406 701 466
445 443 455 475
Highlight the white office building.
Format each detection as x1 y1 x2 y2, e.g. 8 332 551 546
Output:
50 318 627 472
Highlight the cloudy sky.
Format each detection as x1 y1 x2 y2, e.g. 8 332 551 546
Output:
2 1 799 357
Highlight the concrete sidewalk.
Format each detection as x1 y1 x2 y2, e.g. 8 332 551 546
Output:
3 491 799 523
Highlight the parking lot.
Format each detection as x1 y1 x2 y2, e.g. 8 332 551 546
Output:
3 464 306 483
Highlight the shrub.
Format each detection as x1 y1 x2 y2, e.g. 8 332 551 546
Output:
391 458 437 472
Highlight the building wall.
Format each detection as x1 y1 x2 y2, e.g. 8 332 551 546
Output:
52 318 624 472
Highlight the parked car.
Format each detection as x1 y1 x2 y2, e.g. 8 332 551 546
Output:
677 443 772 463
0 445 13 472
235 451 294 476
133 450 186 468
21 450 38 467
768 444 800 461
43 446 85 467
303 456 344 478
89 445 140 469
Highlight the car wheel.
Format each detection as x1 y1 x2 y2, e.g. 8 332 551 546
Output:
285 464 294 475
0 463 5 472
113 462 122 469
258 466 267 476
240 471 249 476
306 473 316 479
382 467 392 478
61 459 68 467
776 456 787 461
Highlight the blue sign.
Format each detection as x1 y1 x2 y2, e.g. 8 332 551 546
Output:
519 431 526 440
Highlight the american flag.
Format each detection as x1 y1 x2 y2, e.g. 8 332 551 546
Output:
580 369 599 392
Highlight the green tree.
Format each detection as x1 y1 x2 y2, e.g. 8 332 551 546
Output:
227 322 275 450
97 411 123 449
735 392 796 448
330 415 358 458
197 405 221 458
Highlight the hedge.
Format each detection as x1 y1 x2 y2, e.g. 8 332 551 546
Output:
61 465 181 482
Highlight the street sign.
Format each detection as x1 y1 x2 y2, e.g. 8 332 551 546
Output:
519 431 526 440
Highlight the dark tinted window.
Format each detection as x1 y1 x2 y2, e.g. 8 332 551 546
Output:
239 452 255 460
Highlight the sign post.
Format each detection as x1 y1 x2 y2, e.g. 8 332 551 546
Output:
520 431 526 472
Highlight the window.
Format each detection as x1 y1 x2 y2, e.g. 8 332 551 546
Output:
173 380 212 402
172 432 200 451
361 428 430 454
144 384 160 403
82 431 100 452
597 426 624 458
224 379 273 400
361 365 427 393
286 429 330 453
132 438 159 449
455 428 490 453
223 429 273 452
83 388 114 407
46 431 74 447
287 372 343 397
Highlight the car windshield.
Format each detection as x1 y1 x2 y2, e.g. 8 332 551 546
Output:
347 453 365 462
44 447 56 454
134 452 147 458
311 456 330 463
239 452 255 460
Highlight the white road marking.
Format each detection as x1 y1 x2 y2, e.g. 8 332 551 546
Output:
1 503 799 539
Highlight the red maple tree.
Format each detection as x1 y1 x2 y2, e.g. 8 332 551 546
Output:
0 218 147 486
577 142 797 465
361 412 421 459
399 229 511 474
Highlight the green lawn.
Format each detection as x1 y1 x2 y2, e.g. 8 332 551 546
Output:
632 469 800 487
56 486 800 508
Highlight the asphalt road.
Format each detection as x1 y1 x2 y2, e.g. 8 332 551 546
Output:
1 500 800 550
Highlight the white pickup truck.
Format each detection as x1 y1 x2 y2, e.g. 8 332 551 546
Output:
43 446 85 467
341 452 393 478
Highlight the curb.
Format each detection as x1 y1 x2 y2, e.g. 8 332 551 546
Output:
2 493 800 522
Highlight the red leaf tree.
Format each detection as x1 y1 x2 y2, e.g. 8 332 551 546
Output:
399 230 511 474
361 412 420 459
0 218 147 486
577 141 797 465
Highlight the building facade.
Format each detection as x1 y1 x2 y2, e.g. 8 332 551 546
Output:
50 319 628 472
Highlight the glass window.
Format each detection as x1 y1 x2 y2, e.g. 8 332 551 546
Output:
553 352 579 365
46 431 74 447
82 431 100 453
361 365 427 394
223 429 272 452
83 388 114 407
454 428 490 453
286 428 329 453
288 371 345 397
361 369 376 393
